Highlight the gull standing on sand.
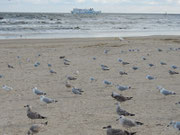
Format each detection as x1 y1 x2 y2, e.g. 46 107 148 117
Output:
115 103 135 116
116 85 131 91
132 66 138 70
65 81 72 88
111 92 133 102
169 70 179 75
171 65 178 69
67 75 77 80
63 58 70 65
59 56 65 59
121 61 130 65
90 77 97 82
157 86 176 96
2 85 13 91
40 95 58 104
24 105 47 120
72 87 83 95
8 64 14 69
141 57 146 60
101 64 110 70
118 58 123 62
103 125 136 135
117 115 143 128
167 121 180 130
104 49 110 54
148 64 154 67
119 37 124 41
119 71 128 75
32 87 46 95
27 121 48 135
103 80 112 86
160 62 167 65
49 69 57 74
146 75 155 80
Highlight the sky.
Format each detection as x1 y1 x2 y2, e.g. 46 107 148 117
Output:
1 0 180 13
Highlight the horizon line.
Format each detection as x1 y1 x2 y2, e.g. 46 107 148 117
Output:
0 11 180 15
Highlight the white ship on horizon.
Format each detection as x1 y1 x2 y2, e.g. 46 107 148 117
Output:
71 8 101 14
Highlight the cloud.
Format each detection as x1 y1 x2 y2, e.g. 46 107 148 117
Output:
167 0 180 4
92 0 131 3
76 0 86 3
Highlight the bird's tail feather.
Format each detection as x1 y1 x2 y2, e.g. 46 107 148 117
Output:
126 97 133 100
130 132 136 135
129 113 135 116
136 121 143 125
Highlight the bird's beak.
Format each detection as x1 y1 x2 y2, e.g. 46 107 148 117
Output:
24 105 27 107
102 126 107 129
167 125 169 127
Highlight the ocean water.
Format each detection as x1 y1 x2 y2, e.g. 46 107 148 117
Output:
0 12 180 39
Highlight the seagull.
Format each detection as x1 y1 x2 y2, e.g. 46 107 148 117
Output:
101 64 110 70
116 85 131 91
118 58 123 62
90 77 97 82
40 96 58 104
24 105 47 120
160 62 167 65
72 87 83 95
2 85 13 91
49 69 56 74
8 64 14 69
175 102 180 106
157 86 176 96
119 37 124 41
117 115 143 128
27 121 48 135
141 57 146 60
59 56 65 59
157 48 163 52
171 65 178 69
104 49 110 54
132 66 138 70
115 103 135 116
34 62 40 67
47 64 52 67
103 125 136 135
111 92 133 102
119 71 128 75
65 81 72 88
67 75 77 80
64 61 70 65
122 62 130 65
63 58 70 65
103 80 112 86
63 59 71 62
148 64 154 67
167 121 180 130
146 75 155 80
169 70 179 75
32 87 46 95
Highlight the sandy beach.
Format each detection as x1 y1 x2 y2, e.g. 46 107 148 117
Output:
0 36 180 135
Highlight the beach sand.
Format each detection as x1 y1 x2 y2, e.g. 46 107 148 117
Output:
0 36 180 135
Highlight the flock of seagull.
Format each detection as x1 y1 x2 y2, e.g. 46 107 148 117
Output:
1 38 180 135
101 46 180 135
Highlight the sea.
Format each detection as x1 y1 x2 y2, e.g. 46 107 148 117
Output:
0 12 180 39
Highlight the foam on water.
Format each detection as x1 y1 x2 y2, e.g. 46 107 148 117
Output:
0 12 180 39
